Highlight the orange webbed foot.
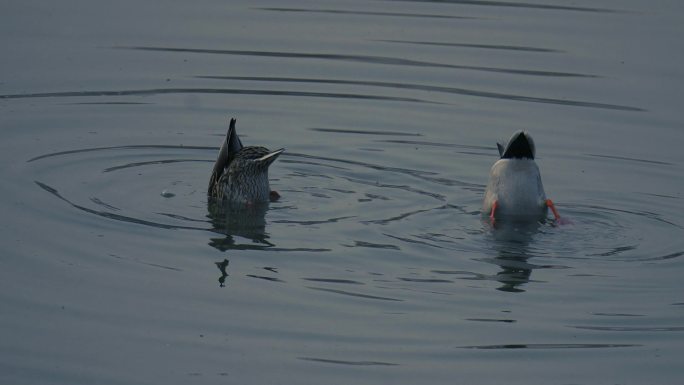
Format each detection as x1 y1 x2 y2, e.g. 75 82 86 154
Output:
489 200 498 226
546 199 572 225
546 199 560 220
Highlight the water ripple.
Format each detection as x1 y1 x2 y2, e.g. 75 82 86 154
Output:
298 357 399 366
90 197 120 211
572 326 684 332
246 275 285 283
345 241 401 250
35 181 204 231
109 253 183 272
104 159 209 173
458 343 640 350
310 127 421 136
564 203 682 230
302 278 364 285
383 233 446 249
198 76 644 112
27 145 215 163
1 87 430 104
639 251 684 262
271 216 356 226
122 46 595 78
378 139 491 151
398 277 453 283
287 152 479 192
376 39 561 53
591 313 645 317
384 0 619 13
256 7 478 20
307 286 403 302
27 144 468 256
465 318 516 323
363 206 447 226
586 153 674 166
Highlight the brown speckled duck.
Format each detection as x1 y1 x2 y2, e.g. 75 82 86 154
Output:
208 118 284 204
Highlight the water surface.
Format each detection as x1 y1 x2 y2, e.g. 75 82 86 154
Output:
2 1 683 384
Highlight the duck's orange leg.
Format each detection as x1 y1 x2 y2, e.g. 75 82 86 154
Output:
489 200 498 225
546 199 561 220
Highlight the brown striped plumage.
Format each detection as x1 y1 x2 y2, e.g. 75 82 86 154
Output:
208 118 284 204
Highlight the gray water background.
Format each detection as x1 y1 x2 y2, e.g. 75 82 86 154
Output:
1 1 683 384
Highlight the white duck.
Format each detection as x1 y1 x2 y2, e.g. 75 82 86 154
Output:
483 131 560 223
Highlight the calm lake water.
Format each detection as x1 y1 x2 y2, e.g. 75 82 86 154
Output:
2 1 683 384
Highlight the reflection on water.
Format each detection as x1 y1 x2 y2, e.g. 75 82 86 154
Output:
207 200 272 251
486 220 542 293
215 258 229 287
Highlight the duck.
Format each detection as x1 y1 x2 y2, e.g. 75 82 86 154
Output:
208 118 284 204
483 130 560 224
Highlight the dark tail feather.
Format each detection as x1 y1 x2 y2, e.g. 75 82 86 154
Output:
226 118 244 152
497 142 505 157
208 118 244 195
499 130 536 159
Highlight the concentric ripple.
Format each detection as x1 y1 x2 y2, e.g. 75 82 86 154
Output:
27 143 472 253
27 141 683 284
